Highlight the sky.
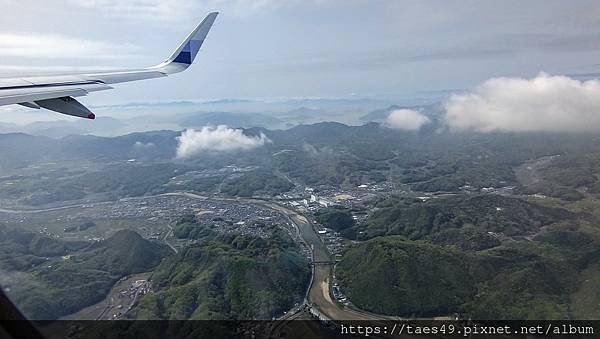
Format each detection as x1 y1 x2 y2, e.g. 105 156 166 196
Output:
2 0 600 104
4 1 600 133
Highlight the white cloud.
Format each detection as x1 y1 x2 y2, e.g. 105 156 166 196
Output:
176 125 270 158
0 65 119 77
69 0 197 21
384 109 431 131
68 0 288 20
0 33 137 59
444 73 600 133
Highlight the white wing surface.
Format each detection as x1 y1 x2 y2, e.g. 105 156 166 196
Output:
0 12 218 119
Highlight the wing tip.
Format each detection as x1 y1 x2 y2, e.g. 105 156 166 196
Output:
156 12 219 71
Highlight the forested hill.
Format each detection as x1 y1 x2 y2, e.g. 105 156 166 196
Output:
336 194 600 319
132 221 310 320
1 229 169 319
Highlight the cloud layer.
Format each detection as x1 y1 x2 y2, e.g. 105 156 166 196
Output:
68 0 287 20
176 125 270 159
444 73 600 133
384 109 431 131
0 33 136 59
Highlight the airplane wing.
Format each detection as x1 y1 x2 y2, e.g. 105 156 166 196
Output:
0 12 218 119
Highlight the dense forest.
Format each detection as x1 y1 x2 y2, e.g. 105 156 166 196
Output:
0 228 168 319
131 218 309 320
355 194 576 242
337 194 600 319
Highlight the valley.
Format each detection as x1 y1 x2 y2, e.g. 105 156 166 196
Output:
3 120 600 322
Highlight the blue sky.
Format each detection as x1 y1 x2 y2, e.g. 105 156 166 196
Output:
2 0 600 105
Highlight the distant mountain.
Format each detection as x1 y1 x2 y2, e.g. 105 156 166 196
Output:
95 99 257 110
0 97 395 139
10 117 128 138
280 97 389 110
0 133 58 169
24 120 85 135
0 130 180 169
178 111 283 129
60 130 180 161
282 107 325 117
275 107 333 125
262 121 423 150
200 98 256 105
273 121 355 143
93 98 391 125
360 104 403 122
4 122 600 196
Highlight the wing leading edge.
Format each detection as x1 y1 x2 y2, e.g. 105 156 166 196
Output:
0 12 219 119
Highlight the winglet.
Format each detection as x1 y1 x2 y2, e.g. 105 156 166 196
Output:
153 12 218 74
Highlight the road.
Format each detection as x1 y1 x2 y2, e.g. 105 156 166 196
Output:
61 272 151 320
163 219 178 254
0 201 112 214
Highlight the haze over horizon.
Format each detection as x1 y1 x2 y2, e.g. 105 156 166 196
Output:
2 1 600 99
4 1 600 131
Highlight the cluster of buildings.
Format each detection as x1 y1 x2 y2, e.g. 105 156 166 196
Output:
331 279 349 306
195 207 289 240
110 278 152 320
315 227 345 259
288 192 335 211
281 182 387 213
2 194 301 244
279 184 387 261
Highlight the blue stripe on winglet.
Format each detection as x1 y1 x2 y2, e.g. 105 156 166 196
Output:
173 39 205 65
189 39 204 62
174 51 192 64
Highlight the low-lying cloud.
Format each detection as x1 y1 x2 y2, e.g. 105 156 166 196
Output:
176 125 270 159
384 109 431 131
444 73 600 133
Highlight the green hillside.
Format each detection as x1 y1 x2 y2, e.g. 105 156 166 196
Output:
337 194 600 319
338 236 589 319
337 237 473 316
220 170 293 197
132 223 309 320
2 229 169 319
357 194 576 242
